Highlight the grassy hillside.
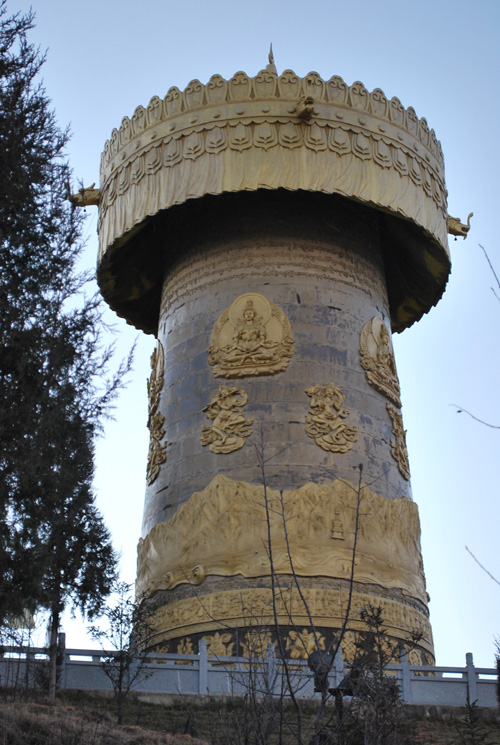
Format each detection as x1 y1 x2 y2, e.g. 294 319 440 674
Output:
0 692 499 745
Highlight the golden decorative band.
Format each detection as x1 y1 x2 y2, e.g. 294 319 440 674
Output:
150 585 434 656
101 71 444 175
97 69 448 259
137 475 427 604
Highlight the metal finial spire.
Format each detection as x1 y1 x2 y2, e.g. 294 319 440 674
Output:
266 43 277 75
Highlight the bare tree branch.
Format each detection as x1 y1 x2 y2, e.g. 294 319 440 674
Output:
255 424 304 744
479 244 500 300
465 546 500 587
451 405 500 430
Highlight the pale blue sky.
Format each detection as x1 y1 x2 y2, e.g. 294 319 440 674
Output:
10 0 500 667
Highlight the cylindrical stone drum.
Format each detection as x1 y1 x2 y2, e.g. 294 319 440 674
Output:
93 66 458 664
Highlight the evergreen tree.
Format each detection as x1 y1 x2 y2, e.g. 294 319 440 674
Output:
455 692 494 745
0 2 127 699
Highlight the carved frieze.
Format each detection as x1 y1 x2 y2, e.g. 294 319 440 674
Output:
360 317 401 407
286 629 326 659
177 637 194 655
203 632 235 656
387 403 411 480
341 631 357 663
165 624 433 664
240 630 275 659
208 293 294 378
408 648 422 666
331 511 345 540
161 241 386 318
136 474 427 603
148 585 434 655
200 385 253 453
305 383 357 452
146 342 167 485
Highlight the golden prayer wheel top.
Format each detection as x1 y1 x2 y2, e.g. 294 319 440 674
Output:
92 67 455 335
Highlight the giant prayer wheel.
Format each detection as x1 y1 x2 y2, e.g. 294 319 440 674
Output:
88 57 470 663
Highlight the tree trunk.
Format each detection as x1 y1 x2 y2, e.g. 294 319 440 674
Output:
48 608 60 704
117 691 124 726
496 655 500 708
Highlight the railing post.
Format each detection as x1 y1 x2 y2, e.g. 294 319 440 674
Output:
333 645 344 688
465 652 477 703
128 654 140 693
25 644 33 688
58 632 67 690
400 649 411 703
266 642 277 695
199 639 208 694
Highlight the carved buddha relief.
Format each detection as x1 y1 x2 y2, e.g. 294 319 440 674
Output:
305 383 357 453
208 293 294 378
360 317 401 408
146 342 167 485
200 385 253 454
387 403 411 480
360 318 410 479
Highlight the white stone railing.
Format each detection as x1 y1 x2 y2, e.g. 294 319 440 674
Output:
0 641 496 708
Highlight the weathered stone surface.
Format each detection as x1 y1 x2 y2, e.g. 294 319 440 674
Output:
142 196 408 535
